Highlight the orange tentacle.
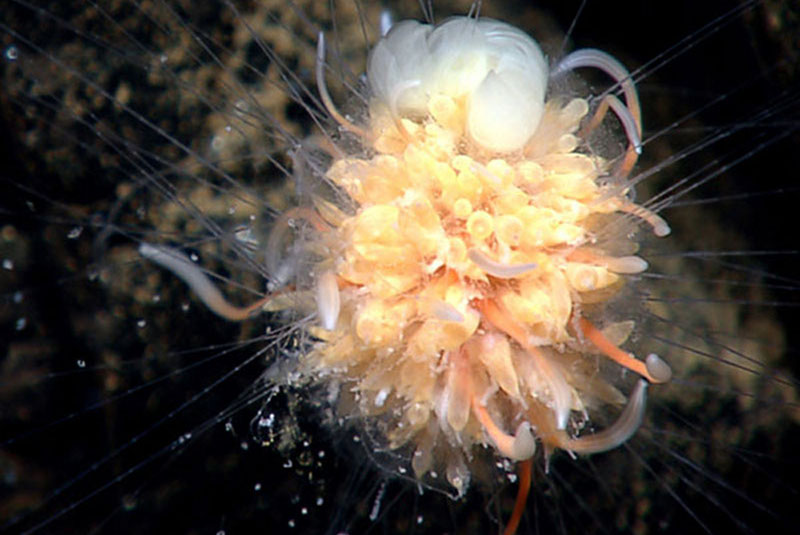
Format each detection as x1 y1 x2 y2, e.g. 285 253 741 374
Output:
502 459 532 535
477 299 558 384
577 316 659 383
477 299 530 350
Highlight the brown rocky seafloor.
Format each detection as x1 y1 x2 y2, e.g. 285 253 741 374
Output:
1 1 799 534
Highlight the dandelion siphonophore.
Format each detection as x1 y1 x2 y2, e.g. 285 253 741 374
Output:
1 1 798 534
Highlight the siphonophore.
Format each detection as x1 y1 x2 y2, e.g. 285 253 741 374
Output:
1 1 799 534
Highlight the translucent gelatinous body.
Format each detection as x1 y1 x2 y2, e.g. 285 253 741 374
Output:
143 14 672 501
367 17 548 152
299 16 672 497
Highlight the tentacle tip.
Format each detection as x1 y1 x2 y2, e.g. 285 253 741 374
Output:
654 223 671 237
467 248 538 279
138 241 158 258
608 255 648 274
431 300 465 323
556 407 569 431
651 214 672 237
316 271 341 331
316 31 325 54
510 422 536 461
379 10 393 36
645 353 672 383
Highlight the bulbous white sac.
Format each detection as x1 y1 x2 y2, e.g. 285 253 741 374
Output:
367 16 548 153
